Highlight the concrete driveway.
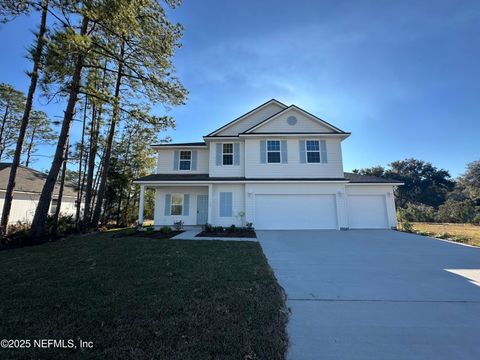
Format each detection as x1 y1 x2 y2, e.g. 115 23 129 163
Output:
257 230 480 360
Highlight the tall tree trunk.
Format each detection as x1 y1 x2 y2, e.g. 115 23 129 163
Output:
81 62 107 231
90 40 125 229
52 137 69 236
30 16 89 242
90 147 105 222
75 97 87 224
0 103 10 161
0 0 49 235
0 104 9 144
24 126 36 167
116 130 133 226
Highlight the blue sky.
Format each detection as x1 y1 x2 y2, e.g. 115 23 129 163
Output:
0 0 479 177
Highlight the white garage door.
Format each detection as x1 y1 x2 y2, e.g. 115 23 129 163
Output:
255 194 337 230
347 195 388 229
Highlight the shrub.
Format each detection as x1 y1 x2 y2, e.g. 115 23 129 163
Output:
1 222 31 248
245 222 254 230
45 214 76 237
435 232 451 239
160 226 172 234
145 225 155 234
399 220 413 233
228 224 237 233
473 213 480 225
173 220 184 231
203 223 213 233
436 199 476 223
400 203 436 222
397 209 413 232
213 226 224 233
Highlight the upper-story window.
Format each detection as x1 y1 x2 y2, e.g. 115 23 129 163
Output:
306 140 320 163
222 143 233 165
179 150 191 170
267 140 281 163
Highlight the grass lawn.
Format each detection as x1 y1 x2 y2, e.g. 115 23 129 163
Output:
0 231 288 359
412 222 480 247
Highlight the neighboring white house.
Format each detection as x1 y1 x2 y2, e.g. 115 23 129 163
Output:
0 163 79 224
134 99 403 230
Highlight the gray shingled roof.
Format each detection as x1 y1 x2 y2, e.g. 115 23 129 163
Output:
151 142 206 147
135 172 402 184
344 172 403 184
0 163 78 197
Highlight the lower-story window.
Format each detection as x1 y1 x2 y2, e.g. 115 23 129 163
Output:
50 198 58 215
219 192 233 217
171 194 184 215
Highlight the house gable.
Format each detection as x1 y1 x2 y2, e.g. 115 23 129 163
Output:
245 106 345 134
208 99 287 137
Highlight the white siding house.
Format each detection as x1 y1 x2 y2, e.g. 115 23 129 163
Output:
0 163 80 225
134 99 402 230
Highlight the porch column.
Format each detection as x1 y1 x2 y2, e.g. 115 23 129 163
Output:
138 185 145 225
207 184 213 224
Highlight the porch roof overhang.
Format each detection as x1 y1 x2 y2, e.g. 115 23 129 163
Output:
134 174 349 185
134 173 403 186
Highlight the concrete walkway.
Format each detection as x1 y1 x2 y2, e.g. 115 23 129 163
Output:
172 229 257 242
257 230 480 360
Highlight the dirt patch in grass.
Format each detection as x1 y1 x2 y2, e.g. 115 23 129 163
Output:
412 222 480 247
0 230 288 359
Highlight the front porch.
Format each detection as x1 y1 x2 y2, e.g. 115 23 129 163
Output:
137 184 213 227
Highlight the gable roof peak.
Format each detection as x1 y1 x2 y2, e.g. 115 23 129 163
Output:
206 98 288 137
242 104 346 134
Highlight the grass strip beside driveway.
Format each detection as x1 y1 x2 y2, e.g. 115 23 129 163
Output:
0 231 288 359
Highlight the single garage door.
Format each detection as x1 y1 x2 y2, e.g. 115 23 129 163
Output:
254 194 337 230
347 195 388 229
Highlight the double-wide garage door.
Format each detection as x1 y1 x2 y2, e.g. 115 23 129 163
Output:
254 193 389 230
255 194 338 230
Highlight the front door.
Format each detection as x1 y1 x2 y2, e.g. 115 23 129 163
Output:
196 195 208 225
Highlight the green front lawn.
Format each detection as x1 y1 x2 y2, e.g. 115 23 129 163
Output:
0 231 288 359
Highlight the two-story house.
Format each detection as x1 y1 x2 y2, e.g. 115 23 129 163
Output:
134 99 402 230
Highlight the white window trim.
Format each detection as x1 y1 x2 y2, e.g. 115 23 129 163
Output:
267 139 282 164
305 139 321 163
179 150 192 171
170 193 184 215
222 143 234 166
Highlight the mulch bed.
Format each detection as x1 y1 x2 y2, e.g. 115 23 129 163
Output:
113 230 183 239
196 230 257 238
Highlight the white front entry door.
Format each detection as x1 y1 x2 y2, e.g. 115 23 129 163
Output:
347 195 389 229
254 194 337 230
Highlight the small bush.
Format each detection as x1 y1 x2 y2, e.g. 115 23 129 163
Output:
397 209 413 232
435 232 451 239
1 222 31 248
473 213 480 225
145 225 155 234
160 226 172 234
229 224 237 233
203 223 213 232
245 222 254 230
399 220 413 233
213 226 224 233
45 214 76 237
173 220 184 231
